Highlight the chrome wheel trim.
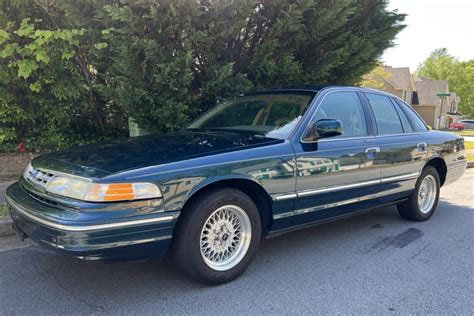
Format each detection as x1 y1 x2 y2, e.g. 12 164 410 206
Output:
200 205 252 271
418 175 437 214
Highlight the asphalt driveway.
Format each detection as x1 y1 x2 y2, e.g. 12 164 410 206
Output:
0 171 473 315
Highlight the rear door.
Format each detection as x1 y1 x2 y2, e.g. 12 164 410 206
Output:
292 90 382 224
363 93 427 199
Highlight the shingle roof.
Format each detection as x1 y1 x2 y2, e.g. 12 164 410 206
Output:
413 77 448 106
384 67 412 90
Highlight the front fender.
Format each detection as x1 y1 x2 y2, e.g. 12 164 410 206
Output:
160 173 267 212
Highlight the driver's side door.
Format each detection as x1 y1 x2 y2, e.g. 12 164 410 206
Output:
291 91 382 224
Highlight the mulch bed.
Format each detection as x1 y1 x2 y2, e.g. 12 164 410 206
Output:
0 153 37 181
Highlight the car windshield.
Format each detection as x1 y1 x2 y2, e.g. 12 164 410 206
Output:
187 92 315 139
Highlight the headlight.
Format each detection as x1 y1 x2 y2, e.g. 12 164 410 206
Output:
44 176 162 202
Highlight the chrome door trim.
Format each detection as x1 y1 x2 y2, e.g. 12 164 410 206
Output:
380 172 420 183
273 193 298 201
297 179 381 197
273 211 295 219
271 172 420 201
294 190 394 216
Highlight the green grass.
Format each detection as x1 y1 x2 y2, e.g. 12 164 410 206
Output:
0 204 8 218
452 130 474 137
465 141 474 150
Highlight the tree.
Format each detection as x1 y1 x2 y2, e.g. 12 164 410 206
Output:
417 48 474 117
0 0 406 151
360 63 392 89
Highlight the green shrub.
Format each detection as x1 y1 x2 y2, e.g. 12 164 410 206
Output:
0 0 405 151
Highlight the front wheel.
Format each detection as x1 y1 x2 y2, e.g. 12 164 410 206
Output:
171 188 261 284
397 166 440 221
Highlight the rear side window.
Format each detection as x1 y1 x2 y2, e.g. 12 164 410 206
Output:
365 93 403 135
395 99 429 132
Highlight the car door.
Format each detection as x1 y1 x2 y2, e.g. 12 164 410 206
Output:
363 93 427 199
291 90 382 224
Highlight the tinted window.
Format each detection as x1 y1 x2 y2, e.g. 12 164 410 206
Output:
392 99 413 133
395 99 429 132
202 100 265 127
366 93 403 135
188 92 314 139
312 92 368 137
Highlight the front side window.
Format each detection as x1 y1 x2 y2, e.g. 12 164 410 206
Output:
310 91 368 138
188 92 315 139
366 93 403 135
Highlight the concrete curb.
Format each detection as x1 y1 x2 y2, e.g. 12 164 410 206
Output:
0 216 13 238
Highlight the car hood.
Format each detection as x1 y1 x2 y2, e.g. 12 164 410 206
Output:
33 131 281 178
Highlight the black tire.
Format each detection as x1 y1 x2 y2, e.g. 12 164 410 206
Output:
397 166 440 221
171 188 261 285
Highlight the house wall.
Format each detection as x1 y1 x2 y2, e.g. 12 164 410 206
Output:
405 89 412 104
382 82 403 99
413 105 439 128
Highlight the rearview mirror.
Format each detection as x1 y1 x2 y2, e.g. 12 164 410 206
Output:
303 119 343 142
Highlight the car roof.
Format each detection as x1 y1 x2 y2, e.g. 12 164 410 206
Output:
243 85 399 98
244 85 332 95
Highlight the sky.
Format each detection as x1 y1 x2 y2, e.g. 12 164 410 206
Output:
382 0 474 71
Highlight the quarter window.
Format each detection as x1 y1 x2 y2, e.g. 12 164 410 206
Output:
311 92 368 137
366 93 403 135
395 99 429 132
392 99 414 133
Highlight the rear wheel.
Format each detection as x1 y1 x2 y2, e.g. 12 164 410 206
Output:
171 188 261 284
398 166 440 221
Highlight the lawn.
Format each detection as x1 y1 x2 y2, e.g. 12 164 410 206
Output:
452 130 474 137
464 141 474 162
0 204 8 218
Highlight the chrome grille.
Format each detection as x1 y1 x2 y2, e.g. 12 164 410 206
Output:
24 164 55 188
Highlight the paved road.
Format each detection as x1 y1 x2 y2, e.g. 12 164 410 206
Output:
0 171 473 315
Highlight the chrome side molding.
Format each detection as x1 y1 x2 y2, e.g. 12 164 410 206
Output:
272 172 420 201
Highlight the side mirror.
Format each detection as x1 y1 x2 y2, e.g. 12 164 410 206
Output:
303 119 343 142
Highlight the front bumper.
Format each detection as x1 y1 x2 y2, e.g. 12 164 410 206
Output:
6 181 179 262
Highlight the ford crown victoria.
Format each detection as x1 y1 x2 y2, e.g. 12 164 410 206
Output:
6 86 467 284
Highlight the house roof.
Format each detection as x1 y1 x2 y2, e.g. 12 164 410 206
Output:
413 77 448 106
384 66 412 90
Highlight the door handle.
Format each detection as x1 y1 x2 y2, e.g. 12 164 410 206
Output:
417 142 427 152
365 147 380 154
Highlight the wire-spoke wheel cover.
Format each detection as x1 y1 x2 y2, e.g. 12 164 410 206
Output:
200 205 252 271
418 174 437 214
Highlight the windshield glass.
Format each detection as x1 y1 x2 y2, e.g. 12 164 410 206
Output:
187 92 315 139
